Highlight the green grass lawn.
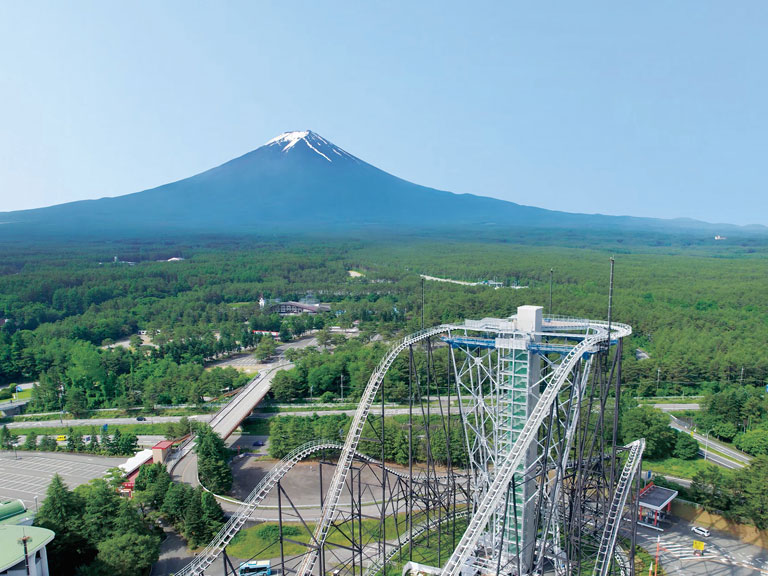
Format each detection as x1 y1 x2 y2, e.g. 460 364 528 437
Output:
378 517 469 576
10 388 34 401
643 456 711 479
228 514 415 561
10 423 172 437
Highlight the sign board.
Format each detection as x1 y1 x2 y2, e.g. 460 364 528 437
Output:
693 540 705 551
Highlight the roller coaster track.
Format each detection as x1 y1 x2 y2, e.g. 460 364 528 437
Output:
175 438 454 576
363 511 470 576
180 318 631 576
438 319 631 576
295 320 630 576
295 325 452 576
175 440 340 576
592 439 645 576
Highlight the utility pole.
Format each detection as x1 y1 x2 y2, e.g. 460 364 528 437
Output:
656 367 661 396
740 366 744 386
340 373 344 401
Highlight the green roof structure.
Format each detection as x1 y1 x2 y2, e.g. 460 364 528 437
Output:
0 524 55 573
0 499 33 526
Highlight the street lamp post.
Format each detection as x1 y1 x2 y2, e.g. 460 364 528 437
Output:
704 429 715 461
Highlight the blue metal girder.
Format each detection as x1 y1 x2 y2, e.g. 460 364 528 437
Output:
441 336 497 349
530 343 577 355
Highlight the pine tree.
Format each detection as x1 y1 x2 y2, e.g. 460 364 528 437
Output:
184 489 208 547
80 478 121 543
201 490 225 531
34 474 92 576
114 498 148 536
150 467 172 508
195 425 232 493
161 482 189 525
39 434 58 451
107 429 123 455
23 431 38 450
118 432 139 455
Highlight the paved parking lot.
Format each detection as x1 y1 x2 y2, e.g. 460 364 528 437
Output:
0 450 125 509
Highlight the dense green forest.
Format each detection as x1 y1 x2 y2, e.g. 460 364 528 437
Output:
1 237 767 418
34 462 226 576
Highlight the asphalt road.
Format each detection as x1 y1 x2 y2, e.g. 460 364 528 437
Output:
5 414 214 430
669 416 752 469
655 403 701 411
636 516 768 575
171 336 318 487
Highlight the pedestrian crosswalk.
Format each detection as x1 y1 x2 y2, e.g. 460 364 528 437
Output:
652 536 767 572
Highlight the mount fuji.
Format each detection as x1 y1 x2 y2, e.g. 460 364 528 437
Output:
0 131 757 239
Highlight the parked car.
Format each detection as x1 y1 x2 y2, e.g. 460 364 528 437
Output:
136 416 146 421
692 526 711 537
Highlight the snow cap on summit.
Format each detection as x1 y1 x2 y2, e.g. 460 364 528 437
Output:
263 131 360 164
265 131 311 150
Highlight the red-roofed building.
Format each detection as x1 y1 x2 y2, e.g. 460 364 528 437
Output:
152 440 176 464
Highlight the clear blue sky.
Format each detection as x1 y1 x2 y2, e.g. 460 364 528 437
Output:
1 2 766 225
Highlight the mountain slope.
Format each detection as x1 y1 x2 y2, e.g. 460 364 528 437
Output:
0 131 761 238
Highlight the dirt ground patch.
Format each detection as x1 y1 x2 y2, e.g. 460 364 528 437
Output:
230 455 429 509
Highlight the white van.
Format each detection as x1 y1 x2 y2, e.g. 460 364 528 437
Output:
691 526 710 537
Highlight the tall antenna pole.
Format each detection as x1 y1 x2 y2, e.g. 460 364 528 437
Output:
421 277 425 330
549 268 553 315
18 534 31 576
607 258 614 335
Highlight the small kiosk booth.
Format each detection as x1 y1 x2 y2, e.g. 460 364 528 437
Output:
638 483 678 530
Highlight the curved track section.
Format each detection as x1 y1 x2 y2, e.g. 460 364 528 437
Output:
176 438 452 576
295 325 451 576
592 439 645 576
175 440 341 576
440 320 631 576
